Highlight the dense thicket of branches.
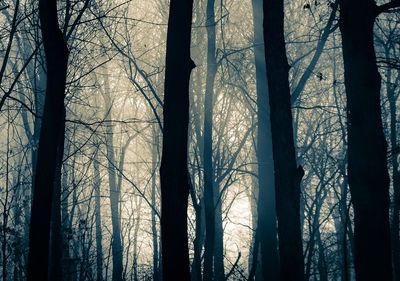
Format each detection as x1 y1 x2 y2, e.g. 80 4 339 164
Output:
0 0 399 280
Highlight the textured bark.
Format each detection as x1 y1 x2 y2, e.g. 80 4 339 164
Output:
252 0 279 280
26 0 69 278
203 0 217 279
159 0 194 279
339 1 392 280
262 0 305 279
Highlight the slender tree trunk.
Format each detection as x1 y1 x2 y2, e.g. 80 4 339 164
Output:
252 0 280 280
102 75 123 281
160 0 194 279
262 0 305 279
133 198 143 281
93 145 104 281
339 1 392 280
26 0 69 277
203 0 218 279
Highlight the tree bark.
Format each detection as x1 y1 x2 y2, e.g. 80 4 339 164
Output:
26 0 69 278
262 0 305 279
252 0 280 280
339 1 392 280
159 0 194 280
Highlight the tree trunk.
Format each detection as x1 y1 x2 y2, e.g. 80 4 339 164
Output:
203 0 218 279
262 0 305 279
252 0 280 279
93 145 104 281
26 0 69 278
159 0 194 279
101 70 123 281
339 1 392 280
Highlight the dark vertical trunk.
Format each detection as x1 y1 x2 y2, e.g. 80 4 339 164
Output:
26 0 69 278
203 0 217 279
262 0 305 279
93 146 103 281
339 1 392 280
159 0 194 280
252 0 280 280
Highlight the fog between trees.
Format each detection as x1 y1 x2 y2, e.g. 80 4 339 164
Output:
0 0 399 280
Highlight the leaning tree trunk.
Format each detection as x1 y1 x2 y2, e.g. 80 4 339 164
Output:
159 0 195 280
252 0 279 280
262 0 305 280
339 0 392 280
203 0 218 279
26 0 69 278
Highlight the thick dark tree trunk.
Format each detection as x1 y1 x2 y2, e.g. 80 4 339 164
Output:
339 1 392 280
262 0 305 280
26 0 69 278
159 0 194 280
203 0 217 279
252 0 280 280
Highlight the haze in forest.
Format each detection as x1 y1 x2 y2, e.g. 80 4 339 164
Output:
0 0 399 280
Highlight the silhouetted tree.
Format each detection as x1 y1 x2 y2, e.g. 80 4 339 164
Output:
251 0 279 280
339 0 400 280
262 0 305 280
26 0 69 279
159 0 195 280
